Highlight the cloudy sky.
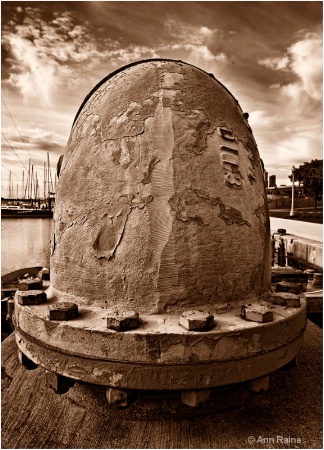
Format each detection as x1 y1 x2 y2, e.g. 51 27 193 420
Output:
1 1 322 197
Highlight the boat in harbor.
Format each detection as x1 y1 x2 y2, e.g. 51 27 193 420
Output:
1 205 53 218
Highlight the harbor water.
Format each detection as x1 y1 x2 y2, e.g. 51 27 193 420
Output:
1 218 53 276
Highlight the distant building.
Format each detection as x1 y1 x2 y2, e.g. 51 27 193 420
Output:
266 185 304 199
264 171 268 188
269 175 276 188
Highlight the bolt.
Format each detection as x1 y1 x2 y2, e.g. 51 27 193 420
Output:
179 310 215 331
6 298 15 327
181 389 212 407
17 349 39 370
106 387 133 408
106 310 139 331
313 273 323 288
38 267 50 280
247 375 270 393
304 269 314 281
18 277 43 291
276 281 305 294
281 357 298 372
17 290 47 306
45 370 75 394
271 292 301 308
241 304 273 323
49 302 78 321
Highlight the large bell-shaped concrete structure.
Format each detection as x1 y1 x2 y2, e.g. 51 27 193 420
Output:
52 59 270 313
13 60 306 405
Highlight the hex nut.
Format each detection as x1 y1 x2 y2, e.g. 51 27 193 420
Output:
106 310 139 331
304 269 314 281
247 375 270 393
179 310 215 331
106 387 133 408
18 277 43 291
271 292 301 308
281 357 298 372
17 290 47 305
38 267 50 280
17 349 39 370
241 304 273 323
181 389 212 407
275 281 305 294
45 370 75 394
313 273 323 288
49 302 78 321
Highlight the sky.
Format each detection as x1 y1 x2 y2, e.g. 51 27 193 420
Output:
1 1 323 198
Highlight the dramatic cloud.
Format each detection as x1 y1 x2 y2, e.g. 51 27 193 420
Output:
165 19 217 45
248 110 279 128
258 56 290 71
1 2 322 191
2 9 118 104
161 19 227 69
259 31 323 103
2 8 227 106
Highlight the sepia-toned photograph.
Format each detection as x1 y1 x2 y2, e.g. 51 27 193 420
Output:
1 1 322 448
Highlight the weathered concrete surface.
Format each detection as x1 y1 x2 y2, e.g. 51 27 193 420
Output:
52 59 270 313
2 321 322 449
13 291 306 389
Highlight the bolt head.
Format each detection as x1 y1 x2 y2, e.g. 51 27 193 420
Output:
181 389 212 407
247 375 270 393
49 302 78 321
271 293 301 308
38 267 50 280
18 278 43 291
17 349 39 370
106 310 139 331
276 281 305 294
179 310 215 331
241 304 273 323
17 290 47 305
45 370 75 394
106 387 132 408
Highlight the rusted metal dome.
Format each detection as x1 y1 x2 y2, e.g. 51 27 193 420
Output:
51 58 271 313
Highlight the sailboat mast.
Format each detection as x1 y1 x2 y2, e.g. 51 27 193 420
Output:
27 159 31 199
8 170 11 198
22 170 25 199
47 152 50 197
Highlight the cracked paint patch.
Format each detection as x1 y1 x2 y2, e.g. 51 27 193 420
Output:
102 98 158 141
169 188 251 227
173 109 213 161
92 194 154 259
218 203 251 226
92 199 131 260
